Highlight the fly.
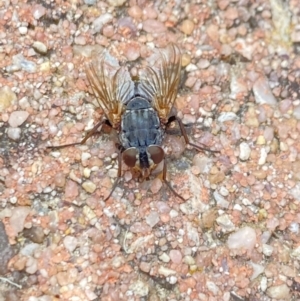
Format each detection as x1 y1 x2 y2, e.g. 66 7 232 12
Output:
48 44 217 201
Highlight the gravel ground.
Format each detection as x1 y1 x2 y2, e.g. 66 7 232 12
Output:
1 0 300 300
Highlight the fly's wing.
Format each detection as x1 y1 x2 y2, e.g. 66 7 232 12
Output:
138 44 182 123
86 51 134 128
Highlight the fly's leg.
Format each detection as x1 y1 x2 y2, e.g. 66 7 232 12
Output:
103 147 123 202
166 116 219 153
47 119 111 150
162 158 185 202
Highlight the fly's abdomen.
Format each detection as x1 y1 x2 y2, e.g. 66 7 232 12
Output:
120 97 163 149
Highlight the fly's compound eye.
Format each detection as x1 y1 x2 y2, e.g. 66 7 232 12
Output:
122 147 138 167
147 145 164 164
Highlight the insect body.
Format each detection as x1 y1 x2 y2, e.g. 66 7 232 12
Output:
49 44 214 201
120 96 164 180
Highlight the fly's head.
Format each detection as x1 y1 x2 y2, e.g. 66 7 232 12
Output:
122 145 164 180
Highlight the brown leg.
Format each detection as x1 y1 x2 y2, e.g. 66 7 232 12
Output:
47 120 106 150
167 116 219 153
162 158 185 202
103 149 123 202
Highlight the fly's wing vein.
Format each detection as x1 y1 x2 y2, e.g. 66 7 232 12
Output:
139 44 182 123
86 53 134 128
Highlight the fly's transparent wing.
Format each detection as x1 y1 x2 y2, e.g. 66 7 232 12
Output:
138 44 182 123
86 51 134 128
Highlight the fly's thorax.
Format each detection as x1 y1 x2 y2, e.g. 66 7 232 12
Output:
119 96 164 150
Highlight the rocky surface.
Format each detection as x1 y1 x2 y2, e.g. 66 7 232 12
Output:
0 0 300 300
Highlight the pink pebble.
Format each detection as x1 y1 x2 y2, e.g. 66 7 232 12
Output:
169 249 182 264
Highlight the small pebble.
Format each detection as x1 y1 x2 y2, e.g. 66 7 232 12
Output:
169 249 182 264
8 111 29 127
12 53 37 73
227 226 256 251
216 214 235 232
158 266 176 277
9 207 31 237
0 86 17 112
128 5 143 19
124 43 140 61
209 171 225 184
82 181 97 193
32 41 48 54
26 257 38 274
23 226 45 244
239 142 251 161
84 0 97 4
183 255 195 265
249 262 265 280
92 13 113 33
140 261 151 273
19 26 28 34
260 276 268 292
7 127 22 140
107 0 126 6
159 253 170 263
150 178 162 194
145 211 160 228
83 206 96 220
32 4 46 19
253 76 277 106
213 191 229 208
206 281 220 295
65 180 79 198
217 112 238 123
266 284 290 300
180 19 195 35
143 20 166 33
63 236 78 253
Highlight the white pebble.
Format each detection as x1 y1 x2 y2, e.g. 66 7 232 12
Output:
63 236 78 253
19 26 28 34
168 276 177 284
206 281 219 295
233 204 242 211
249 261 265 280
258 147 268 165
8 110 29 127
26 257 38 274
169 209 178 218
159 253 170 263
289 222 299 234
81 152 91 162
92 13 113 33
266 284 290 299
260 276 268 292
219 186 229 197
213 191 229 209
227 226 257 251
83 168 91 178
217 112 238 123
146 211 160 228
239 142 251 161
